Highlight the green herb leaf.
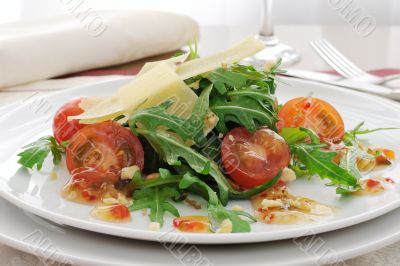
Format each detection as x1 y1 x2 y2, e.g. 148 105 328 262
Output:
129 85 213 143
210 87 278 133
208 204 256 233
343 121 399 146
138 129 231 205
129 186 181 226
208 68 247 95
279 127 309 145
229 172 281 199
292 143 358 190
17 136 63 170
129 100 192 139
188 39 199 60
179 173 220 206
178 172 256 233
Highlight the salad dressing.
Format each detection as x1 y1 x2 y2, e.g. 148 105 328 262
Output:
62 179 132 223
173 216 211 233
251 182 334 224
91 204 131 223
352 177 395 196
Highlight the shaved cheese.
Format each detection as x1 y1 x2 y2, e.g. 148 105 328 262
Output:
78 96 108 110
176 36 265 80
138 53 189 76
68 36 264 124
69 96 125 124
118 62 197 116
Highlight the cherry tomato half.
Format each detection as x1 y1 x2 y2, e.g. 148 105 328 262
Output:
278 97 345 143
66 121 144 180
221 127 290 189
53 97 87 144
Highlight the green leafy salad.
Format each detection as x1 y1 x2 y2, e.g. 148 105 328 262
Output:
17 37 397 233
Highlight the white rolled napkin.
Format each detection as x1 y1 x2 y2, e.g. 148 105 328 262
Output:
0 10 199 88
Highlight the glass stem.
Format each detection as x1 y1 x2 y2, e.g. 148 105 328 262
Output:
259 0 279 45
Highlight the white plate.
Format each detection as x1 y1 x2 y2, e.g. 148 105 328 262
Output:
1 195 400 266
0 77 400 244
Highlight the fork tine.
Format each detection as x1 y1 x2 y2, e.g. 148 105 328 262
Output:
319 39 365 77
310 41 354 79
313 40 361 78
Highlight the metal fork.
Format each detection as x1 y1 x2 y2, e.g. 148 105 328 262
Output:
310 39 400 86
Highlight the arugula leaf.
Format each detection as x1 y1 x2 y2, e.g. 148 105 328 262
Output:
292 143 358 193
229 64 266 80
188 39 199 60
210 87 278 133
138 128 231 205
229 172 281 199
208 68 247 95
343 121 398 146
179 173 256 233
129 185 181 226
279 127 309 145
179 173 219 205
17 136 63 170
129 100 191 139
229 63 280 94
208 204 256 233
129 85 212 143
126 168 183 191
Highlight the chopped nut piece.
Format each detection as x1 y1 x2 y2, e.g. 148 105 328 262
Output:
185 198 202 209
149 222 161 231
281 167 296 182
121 165 140 180
261 199 283 209
216 219 233 233
49 171 58 180
203 111 219 135
228 135 234 142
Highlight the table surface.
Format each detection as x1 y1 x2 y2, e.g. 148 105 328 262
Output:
1 24 400 266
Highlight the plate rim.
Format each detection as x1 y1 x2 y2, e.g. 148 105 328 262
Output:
1 196 400 266
1 76 400 244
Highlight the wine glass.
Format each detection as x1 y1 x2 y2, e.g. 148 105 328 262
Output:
245 0 300 67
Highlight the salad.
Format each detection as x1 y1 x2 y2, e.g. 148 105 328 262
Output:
17 37 397 233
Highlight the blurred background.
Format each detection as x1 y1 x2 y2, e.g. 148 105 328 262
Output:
1 0 399 70
1 0 399 26
0 0 400 70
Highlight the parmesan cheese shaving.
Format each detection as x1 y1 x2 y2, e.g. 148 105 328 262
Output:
176 36 265 80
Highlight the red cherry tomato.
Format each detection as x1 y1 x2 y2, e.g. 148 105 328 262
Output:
66 121 144 180
53 97 87 144
278 97 345 143
221 127 290 189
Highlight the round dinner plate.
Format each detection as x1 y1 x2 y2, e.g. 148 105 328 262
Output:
1 195 400 266
0 77 400 244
